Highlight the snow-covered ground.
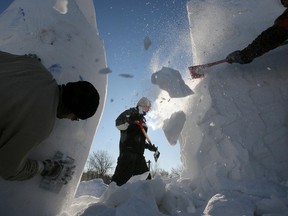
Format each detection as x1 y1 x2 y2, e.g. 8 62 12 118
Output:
61 0 288 215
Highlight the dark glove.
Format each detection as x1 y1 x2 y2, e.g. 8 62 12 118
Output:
145 143 158 152
127 119 141 128
226 50 247 64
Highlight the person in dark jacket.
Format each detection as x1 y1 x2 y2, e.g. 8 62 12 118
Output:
226 0 288 64
0 51 100 181
111 97 159 186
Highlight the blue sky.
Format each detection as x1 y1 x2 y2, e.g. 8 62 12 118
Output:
0 0 191 173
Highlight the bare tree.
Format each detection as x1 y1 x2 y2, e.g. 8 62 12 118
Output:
158 169 169 178
150 162 169 178
170 165 183 178
150 163 183 179
86 150 114 179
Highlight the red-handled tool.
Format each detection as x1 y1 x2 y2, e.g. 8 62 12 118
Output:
188 59 227 79
188 41 288 79
134 121 160 162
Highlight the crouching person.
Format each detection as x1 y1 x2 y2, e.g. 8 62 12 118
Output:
0 51 100 181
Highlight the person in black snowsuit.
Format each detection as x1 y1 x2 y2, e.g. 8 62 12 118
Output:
226 0 288 64
111 97 159 186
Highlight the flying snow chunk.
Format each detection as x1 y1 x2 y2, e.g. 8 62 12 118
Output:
119 73 134 78
162 111 186 145
151 67 193 98
98 67 112 74
53 0 68 14
144 36 152 50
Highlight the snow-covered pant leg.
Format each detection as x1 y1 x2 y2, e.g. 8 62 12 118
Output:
3 159 39 181
133 155 151 179
111 152 138 186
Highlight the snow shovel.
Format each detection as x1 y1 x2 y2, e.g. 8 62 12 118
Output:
135 121 160 162
188 40 288 79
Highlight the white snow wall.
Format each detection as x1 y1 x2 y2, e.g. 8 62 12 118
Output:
0 0 107 215
181 0 288 196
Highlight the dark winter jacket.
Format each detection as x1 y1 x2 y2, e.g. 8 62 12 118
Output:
239 8 288 63
116 107 149 155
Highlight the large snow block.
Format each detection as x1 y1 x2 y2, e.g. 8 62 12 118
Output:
0 0 107 215
181 0 288 188
151 66 193 98
163 111 186 145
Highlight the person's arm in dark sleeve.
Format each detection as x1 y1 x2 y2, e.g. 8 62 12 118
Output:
227 9 288 64
145 142 158 152
115 108 139 131
115 110 131 131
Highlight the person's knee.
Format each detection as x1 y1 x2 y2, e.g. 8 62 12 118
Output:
0 159 39 181
0 167 19 181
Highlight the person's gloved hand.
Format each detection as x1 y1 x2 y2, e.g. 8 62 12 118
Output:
126 117 142 131
146 143 158 152
151 144 158 152
226 50 244 64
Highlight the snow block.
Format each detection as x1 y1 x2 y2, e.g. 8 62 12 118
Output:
151 66 193 98
162 111 186 145
0 0 107 215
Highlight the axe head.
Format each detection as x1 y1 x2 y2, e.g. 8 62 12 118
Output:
188 66 205 79
154 149 160 162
